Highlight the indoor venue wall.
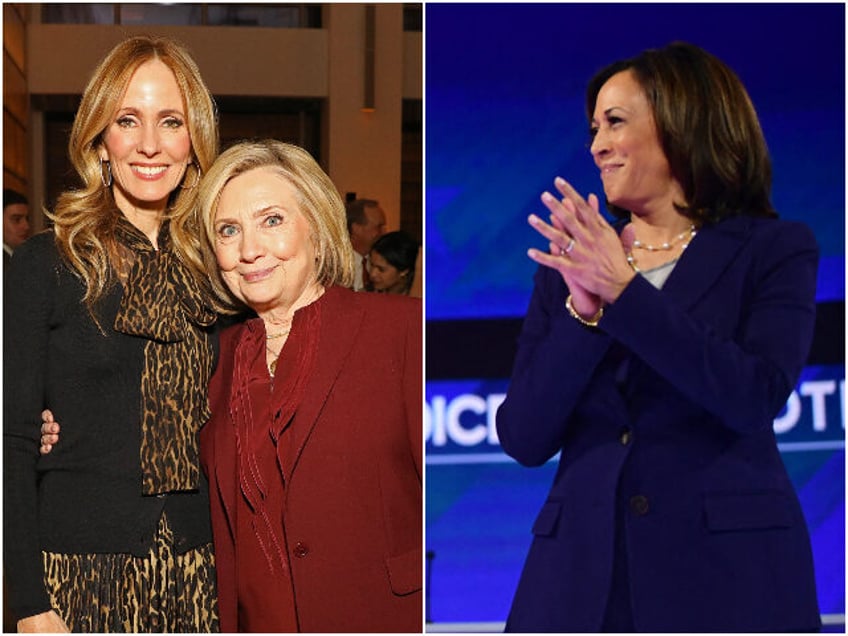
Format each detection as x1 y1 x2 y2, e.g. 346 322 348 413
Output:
21 3 422 238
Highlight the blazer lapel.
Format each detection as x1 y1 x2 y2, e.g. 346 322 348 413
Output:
661 215 753 309
281 287 364 479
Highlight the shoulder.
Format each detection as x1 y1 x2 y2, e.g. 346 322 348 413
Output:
208 320 250 398
325 286 422 323
219 320 249 353
710 216 819 291
11 230 60 263
716 215 817 252
752 216 816 248
7 230 64 287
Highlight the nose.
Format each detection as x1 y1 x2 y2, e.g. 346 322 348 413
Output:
239 226 264 263
137 123 160 157
589 127 610 162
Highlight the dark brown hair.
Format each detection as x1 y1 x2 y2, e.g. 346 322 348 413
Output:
586 42 776 222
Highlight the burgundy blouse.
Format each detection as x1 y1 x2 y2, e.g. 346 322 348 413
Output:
229 299 322 632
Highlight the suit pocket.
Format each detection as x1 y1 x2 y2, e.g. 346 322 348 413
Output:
704 491 793 532
385 547 422 596
531 501 563 537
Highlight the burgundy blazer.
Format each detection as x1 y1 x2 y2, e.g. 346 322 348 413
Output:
200 286 422 632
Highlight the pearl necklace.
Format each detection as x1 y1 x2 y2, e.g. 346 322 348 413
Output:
627 225 697 273
632 225 697 251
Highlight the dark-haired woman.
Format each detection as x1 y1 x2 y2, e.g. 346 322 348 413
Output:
497 42 820 632
368 230 420 295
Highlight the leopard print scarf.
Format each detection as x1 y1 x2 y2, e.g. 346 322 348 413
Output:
113 216 216 495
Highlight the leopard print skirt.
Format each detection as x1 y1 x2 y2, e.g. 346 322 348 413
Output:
42 514 219 633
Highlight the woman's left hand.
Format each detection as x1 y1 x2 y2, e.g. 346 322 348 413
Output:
528 177 636 305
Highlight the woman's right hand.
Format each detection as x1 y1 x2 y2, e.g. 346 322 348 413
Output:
529 196 604 318
17 610 70 633
40 409 60 455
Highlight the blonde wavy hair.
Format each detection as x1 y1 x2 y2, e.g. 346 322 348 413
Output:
50 35 219 309
196 140 356 313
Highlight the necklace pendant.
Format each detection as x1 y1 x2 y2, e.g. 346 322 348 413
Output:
269 358 277 376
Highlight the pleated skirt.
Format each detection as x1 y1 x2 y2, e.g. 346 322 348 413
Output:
42 514 219 633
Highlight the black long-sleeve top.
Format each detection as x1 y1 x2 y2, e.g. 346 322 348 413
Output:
3 231 217 621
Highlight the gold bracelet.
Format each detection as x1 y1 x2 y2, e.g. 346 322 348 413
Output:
565 294 603 327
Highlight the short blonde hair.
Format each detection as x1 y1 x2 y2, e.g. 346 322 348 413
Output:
196 140 356 312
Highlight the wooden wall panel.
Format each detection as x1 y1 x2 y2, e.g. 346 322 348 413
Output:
4 50 27 123
3 4 26 73
3 3 29 194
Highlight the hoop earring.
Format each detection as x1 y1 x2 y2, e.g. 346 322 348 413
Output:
100 158 112 187
181 160 201 190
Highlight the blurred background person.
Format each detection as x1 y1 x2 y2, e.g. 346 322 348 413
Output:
3 188 31 267
346 197 386 291
368 229 419 295
4 35 220 633
195 140 422 632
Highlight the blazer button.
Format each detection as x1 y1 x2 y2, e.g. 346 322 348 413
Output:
293 542 309 558
629 495 649 516
619 427 632 446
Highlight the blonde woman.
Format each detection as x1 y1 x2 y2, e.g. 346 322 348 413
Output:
196 140 423 632
4 36 220 632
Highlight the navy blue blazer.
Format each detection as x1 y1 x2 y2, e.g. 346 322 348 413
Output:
496 215 821 632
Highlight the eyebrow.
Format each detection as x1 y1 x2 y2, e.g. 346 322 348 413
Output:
591 106 627 124
215 205 285 221
115 106 186 118
252 205 285 217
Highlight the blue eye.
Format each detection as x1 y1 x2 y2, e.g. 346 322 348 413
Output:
116 116 136 128
265 214 283 227
217 224 239 239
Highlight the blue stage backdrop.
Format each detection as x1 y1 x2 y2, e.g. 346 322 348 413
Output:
424 3 845 628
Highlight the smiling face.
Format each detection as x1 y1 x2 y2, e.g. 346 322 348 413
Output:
589 70 684 216
99 59 192 217
213 166 319 315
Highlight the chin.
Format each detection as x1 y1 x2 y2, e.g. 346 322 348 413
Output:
244 294 281 309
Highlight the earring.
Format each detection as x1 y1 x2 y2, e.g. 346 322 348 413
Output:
181 160 201 190
100 158 112 187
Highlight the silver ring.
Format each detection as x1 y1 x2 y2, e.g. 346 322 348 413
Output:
564 237 576 254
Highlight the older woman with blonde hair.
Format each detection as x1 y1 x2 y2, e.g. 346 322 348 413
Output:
5 35 220 632
195 140 423 632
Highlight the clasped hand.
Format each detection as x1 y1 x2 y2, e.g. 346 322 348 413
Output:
527 177 636 319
